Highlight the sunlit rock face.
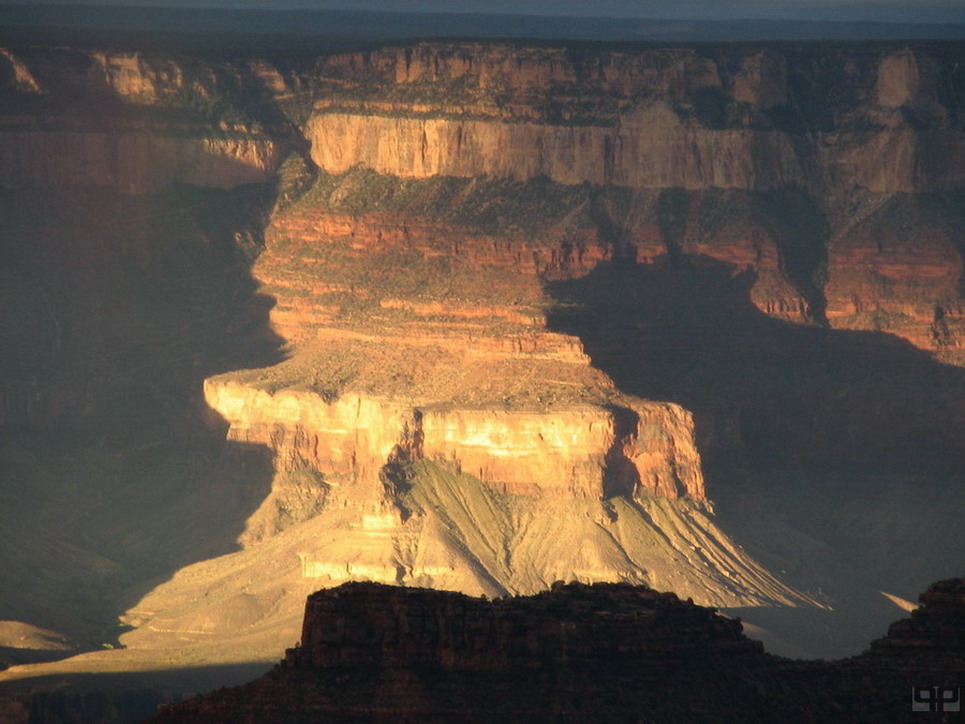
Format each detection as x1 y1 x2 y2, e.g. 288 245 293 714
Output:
183 39 962 616
205 381 704 501
308 110 805 189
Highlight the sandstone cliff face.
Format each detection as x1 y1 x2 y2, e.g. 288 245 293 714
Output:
3 41 960 355
185 38 962 625
205 379 704 502
295 42 964 359
306 43 962 193
308 110 804 190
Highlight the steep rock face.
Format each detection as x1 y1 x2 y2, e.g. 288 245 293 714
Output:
297 41 964 360
206 380 704 501
211 164 714 512
306 43 963 194
4 41 961 359
308 110 804 190
1 38 963 707
153 578 965 723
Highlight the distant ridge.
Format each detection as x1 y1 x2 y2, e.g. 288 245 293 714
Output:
1 3 963 49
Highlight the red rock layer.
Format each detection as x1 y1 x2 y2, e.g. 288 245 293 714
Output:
825 195 964 363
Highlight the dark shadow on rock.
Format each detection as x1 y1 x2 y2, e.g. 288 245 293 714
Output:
545 254 965 658
0 181 288 649
0 661 275 723
602 403 642 498
545 254 965 474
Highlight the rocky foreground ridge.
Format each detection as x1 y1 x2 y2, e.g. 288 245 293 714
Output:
156 578 965 722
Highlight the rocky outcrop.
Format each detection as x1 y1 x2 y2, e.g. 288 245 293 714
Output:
308 110 805 190
295 42 964 360
3 40 961 354
155 581 769 722
306 43 963 193
291 581 762 671
2 38 963 719
867 578 965 671
205 380 705 502
824 193 965 363
154 578 965 723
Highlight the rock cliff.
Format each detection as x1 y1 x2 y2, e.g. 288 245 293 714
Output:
305 42 963 190
294 41 964 360
154 577 965 723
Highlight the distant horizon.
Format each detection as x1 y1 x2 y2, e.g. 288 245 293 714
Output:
2 0 964 26
2 0 962 44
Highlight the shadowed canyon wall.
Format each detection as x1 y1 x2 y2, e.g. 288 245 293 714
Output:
0 46 294 653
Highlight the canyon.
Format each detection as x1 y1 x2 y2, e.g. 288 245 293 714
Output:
0 34 963 720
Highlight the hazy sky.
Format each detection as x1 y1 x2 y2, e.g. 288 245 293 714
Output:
4 0 964 24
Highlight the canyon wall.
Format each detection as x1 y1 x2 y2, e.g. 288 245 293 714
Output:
1 38 963 696
306 42 963 193
297 42 964 361
0 47 288 192
3 41 961 372
308 110 805 190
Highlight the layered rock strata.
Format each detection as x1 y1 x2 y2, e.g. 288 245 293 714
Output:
206 381 704 501
296 42 964 359
1 38 963 702
306 43 963 194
